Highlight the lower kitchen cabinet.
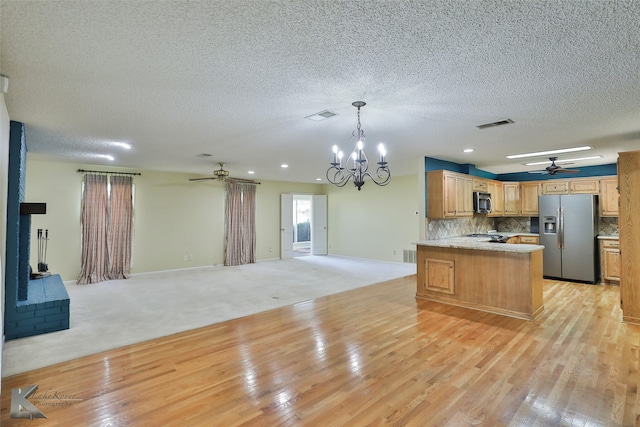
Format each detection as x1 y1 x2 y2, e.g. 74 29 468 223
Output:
600 238 621 285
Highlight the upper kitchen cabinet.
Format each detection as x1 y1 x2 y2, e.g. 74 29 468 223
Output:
503 182 520 216
569 178 599 194
520 181 541 216
541 178 600 195
472 178 488 192
541 180 569 194
600 177 619 217
487 180 503 217
427 170 473 218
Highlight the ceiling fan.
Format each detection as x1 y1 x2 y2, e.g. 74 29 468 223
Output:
188 162 259 183
530 157 580 175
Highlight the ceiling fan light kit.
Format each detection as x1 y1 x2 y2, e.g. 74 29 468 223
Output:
326 101 391 191
189 162 259 184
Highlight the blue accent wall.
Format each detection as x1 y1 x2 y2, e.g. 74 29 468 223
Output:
426 156 616 181
497 163 618 181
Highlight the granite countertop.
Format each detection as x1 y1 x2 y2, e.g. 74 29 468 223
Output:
597 235 619 240
414 234 544 254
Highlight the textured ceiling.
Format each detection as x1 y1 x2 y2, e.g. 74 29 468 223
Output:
1 1 639 183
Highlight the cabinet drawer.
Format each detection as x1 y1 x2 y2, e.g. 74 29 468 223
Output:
601 239 620 248
519 236 539 244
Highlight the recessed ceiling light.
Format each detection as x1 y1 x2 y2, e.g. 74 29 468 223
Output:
112 141 131 150
305 110 338 121
248 171 255 174
316 178 322 181
281 164 288 168
525 155 603 166
463 148 474 153
506 146 592 159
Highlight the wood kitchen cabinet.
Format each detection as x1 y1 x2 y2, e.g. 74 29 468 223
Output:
519 235 539 244
570 178 599 194
427 170 473 218
619 150 640 324
541 180 569 194
600 238 620 285
473 178 488 192
487 180 503 217
600 177 619 217
520 182 541 216
503 182 520 216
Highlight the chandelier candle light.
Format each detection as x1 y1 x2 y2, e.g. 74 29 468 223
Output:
326 101 391 191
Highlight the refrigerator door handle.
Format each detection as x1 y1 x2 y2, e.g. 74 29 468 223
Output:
559 207 564 249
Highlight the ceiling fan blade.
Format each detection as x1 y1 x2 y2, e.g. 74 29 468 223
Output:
555 169 580 173
188 177 219 181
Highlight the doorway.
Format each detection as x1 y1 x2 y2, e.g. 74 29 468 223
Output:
293 195 311 257
280 194 327 259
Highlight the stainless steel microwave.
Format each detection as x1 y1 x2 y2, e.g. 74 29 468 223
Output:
473 191 492 214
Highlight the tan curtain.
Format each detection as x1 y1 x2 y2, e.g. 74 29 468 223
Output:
78 174 109 285
107 175 133 280
224 182 257 266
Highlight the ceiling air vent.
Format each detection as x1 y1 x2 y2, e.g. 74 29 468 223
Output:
305 110 338 121
476 119 514 130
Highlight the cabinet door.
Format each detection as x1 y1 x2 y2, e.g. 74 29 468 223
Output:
541 181 569 194
457 176 473 216
487 181 503 217
603 247 621 282
503 183 520 216
473 178 488 192
570 179 599 194
443 173 458 217
520 182 540 216
600 178 619 217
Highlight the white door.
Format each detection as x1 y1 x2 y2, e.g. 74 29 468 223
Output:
280 193 293 259
311 195 327 255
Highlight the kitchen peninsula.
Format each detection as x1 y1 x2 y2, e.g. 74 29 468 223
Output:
414 235 544 320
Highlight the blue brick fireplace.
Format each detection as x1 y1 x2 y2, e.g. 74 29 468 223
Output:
4 121 70 340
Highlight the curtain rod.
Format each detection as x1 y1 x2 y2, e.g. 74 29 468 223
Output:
78 169 141 176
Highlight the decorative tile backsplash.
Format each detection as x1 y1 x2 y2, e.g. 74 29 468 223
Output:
599 217 619 235
425 216 497 240
496 217 531 233
425 215 619 239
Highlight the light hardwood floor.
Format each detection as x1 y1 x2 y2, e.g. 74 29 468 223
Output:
2 276 638 426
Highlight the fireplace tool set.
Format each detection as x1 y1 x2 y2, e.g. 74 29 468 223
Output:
32 228 51 279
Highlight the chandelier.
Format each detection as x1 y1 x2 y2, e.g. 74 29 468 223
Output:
326 101 391 191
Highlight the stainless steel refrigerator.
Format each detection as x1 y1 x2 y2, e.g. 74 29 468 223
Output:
539 194 599 283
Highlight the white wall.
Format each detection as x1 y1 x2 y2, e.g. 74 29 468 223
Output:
25 158 422 279
24 159 327 278
324 174 421 263
0 93 10 381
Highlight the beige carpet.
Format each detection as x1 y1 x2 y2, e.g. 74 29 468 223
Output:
2 256 415 377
